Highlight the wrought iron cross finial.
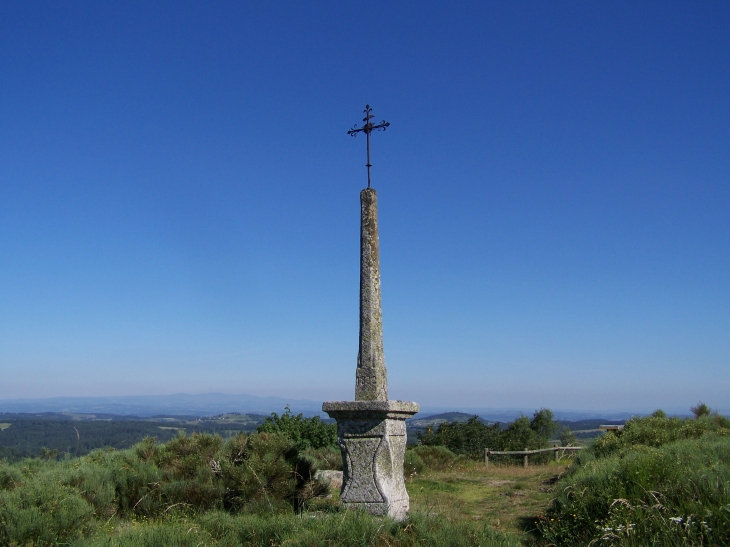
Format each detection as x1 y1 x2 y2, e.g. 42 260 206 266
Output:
347 104 390 188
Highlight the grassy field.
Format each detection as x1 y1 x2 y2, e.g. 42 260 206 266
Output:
407 462 568 543
0 423 11 430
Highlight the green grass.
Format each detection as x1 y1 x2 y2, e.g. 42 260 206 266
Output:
0 423 11 430
70 511 520 547
538 414 730 546
408 462 568 542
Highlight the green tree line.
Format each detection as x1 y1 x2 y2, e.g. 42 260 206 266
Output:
417 408 571 461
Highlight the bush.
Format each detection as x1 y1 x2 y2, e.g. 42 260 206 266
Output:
591 411 729 459
68 446 165 517
301 445 342 471
0 460 23 490
0 430 328 544
256 406 337 450
0 476 95 546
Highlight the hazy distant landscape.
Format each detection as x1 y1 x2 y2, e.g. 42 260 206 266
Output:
0 392 644 421
0 395 628 462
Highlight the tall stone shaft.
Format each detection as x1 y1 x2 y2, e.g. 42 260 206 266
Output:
356 188 388 401
323 184 418 521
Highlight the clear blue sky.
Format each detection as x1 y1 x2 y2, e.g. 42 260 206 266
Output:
1 2 728 414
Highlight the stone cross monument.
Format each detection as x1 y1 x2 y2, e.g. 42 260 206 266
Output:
323 106 419 521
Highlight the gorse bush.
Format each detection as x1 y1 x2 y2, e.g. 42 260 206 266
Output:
0 478 95 546
590 409 730 459
0 432 519 547
0 432 328 545
539 412 730 546
0 459 23 490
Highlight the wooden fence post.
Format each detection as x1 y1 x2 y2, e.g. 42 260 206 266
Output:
484 449 489 468
555 448 559 462
524 448 529 468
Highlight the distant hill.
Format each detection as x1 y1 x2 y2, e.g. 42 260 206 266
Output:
409 412 491 428
417 412 482 422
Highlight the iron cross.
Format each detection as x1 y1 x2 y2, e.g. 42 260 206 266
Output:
347 104 390 188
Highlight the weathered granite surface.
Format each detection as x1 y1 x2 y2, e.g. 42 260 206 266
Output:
322 185 419 520
323 401 419 520
357 188 387 402
322 400 419 417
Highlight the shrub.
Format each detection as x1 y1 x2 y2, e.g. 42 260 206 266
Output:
256 406 337 450
0 460 23 490
0 431 337 545
690 401 711 418
64 446 165 517
0 477 95 546
301 445 342 471
220 432 327 512
591 411 729 459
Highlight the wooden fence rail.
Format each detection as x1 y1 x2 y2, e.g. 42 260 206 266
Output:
484 446 583 468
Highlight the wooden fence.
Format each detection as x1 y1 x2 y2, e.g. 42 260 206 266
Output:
484 446 583 468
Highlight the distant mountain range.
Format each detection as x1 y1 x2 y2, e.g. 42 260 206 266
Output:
0 393 321 418
0 393 646 421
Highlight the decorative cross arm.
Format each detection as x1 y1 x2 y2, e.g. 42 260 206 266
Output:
347 104 390 188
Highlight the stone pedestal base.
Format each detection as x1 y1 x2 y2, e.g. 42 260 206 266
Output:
322 400 419 521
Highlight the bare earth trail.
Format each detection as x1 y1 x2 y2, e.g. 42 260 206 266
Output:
407 463 569 543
